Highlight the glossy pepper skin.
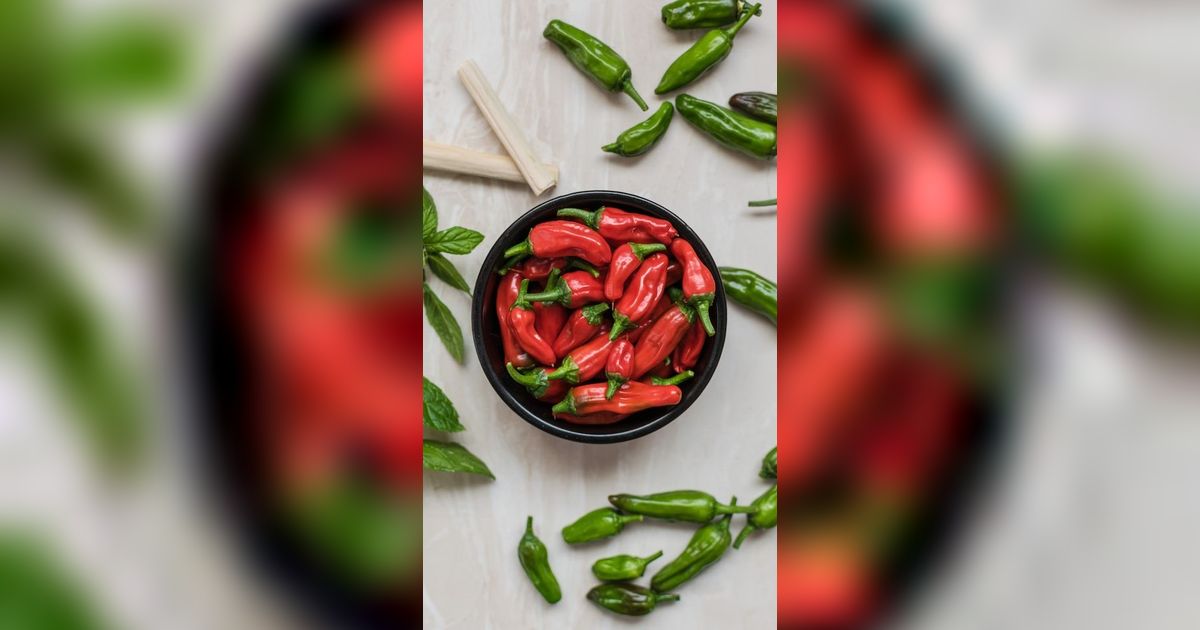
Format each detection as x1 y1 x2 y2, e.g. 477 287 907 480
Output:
632 291 695 378
610 253 670 339
557 207 678 245
504 220 612 266
672 319 706 372
587 583 679 617
553 303 609 356
545 334 613 384
719 266 777 324
650 498 737 591
676 93 777 159
518 516 562 604
629 289 678 344
733 484 777 548
498 272 533 369
506 363 569 401
519 270 605 309
543 20 649 111
661 0 760 29
552 381 682 417
608 490 753 523
670 238 717 336
602 103 674 157
655 4 762 94
533 302 567 349
499 255 599 279
562 507 643 544
509 279 557 365
606 242 667 301
605 338 635 399
760 446 777 478
729 91 777 124
592 550 663 581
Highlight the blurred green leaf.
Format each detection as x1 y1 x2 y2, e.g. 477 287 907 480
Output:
250 51 360 170
325 207 405 290
60 16 186 103
0 531 109 630
422 377 464 432
423 282 464 363
426 252 470 294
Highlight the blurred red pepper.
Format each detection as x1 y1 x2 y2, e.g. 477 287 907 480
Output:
556 206 678 245
605 242 667 301
504 220 612 266
553 303 610 356
605 338 635 399
610 253 669 339
669 238 717 336
551 381 682 417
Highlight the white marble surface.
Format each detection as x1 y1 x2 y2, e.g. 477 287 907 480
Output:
421 1 778 628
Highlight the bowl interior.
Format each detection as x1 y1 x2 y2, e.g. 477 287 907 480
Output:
471 191 726 443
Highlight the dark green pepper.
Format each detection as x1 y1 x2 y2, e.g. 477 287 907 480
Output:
759 445 777 478
602 103 674 157
543 20 649 111
676 94 776 159
733 484 777 548
719 267 777 324
661 0 761 30
608 490 754 523
591 550 663 581
729 91 777 124
562 507 643 544
587 583 679 616
655 4 762 94
650 497 737 591
518 516 561 604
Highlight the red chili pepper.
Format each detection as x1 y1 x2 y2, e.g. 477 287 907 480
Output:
503 220 612 266
669 238 717 336
605 242 667 301
545 334 613 384
505 363 569 401
497 272 533 369
632 289 695 378
556 207 678 245
605 338 635 399
518 270 605 309
672 319 706 373
501 256 601 280
551 380 682 417
610 253 669 339
508 279 557 365
552 303 609 357
533 302 567 348
628 291 676 344
665 260 683 286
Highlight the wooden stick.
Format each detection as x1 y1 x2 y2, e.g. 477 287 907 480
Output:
457 60 557 195
423 139 558 184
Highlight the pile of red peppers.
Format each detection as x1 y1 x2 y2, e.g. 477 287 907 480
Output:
498 206 717 424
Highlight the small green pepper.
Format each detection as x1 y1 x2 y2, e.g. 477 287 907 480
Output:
602 103 674 157
608 490 754 523
720 267 777 325
676 94 776 159
759 445 777 478
562 507 643 544
729 91 777 124
591 550 663 581
650 497 738 591
655 4 762 94
661 0 761 30
587 582 679 616
733 484 777 548
517 516 561 604
543 20 649 110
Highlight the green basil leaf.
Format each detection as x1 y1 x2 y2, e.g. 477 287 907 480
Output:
61 16 187 103
0 532 108 630
422 186 437 241
423 282 464 363
422 439 494 479
426 252 470 294
425 226 483 255
422 377 464 432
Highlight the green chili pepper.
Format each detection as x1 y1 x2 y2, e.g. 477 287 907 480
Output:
719 267 777 324
729 91 777 124
591 550 663 581
759 446 777 478
562 507 643 544
655 4 762 94
543 20 649 110
733 484 777 548
608 490 754 523
587 583 679 616
676 94 776 159
650 370 694 386
602 103 674 157
518 516 561 604
660 0 761 30
650 497 738 591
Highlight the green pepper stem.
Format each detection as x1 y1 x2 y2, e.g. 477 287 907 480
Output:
651 370 694 386
723 2 760 39
568 258 600 277
521 283 568 306
512 278 533 310
716 497 754 516
629 242 667 259
556 207 600 229
623 82 649 111
582 302 610 325
497 252 529 275
747 198 777 207
695 296 715 335
658 593 681 603
605 374 624 400
601 142 621 154
546 356 580 384
620 513 644 525
644 550 664 564
608 314 632 340
551 391 576 415
733 523 755 549
526 515 534 535
506 363 542 388
504 240 532 259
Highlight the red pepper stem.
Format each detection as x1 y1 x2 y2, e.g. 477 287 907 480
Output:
506 362 548 396
693 294 715 335
629 242 667 260
551 390 577 415
722 2 760 38
582 302 610 324
555 207 600 230
503 240 532 259
608 314 633 340
512 278 533 310
605 374 625 399
496 252 529 275
546 356 580 384
623 82 649 111
651 370 693 386
568 258 600 277
521 283 568 306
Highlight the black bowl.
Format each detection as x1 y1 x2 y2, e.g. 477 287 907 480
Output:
471 190 726 443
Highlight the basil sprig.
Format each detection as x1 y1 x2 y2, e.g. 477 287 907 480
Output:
422 186 482 362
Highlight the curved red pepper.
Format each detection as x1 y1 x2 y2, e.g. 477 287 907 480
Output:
671 319 706 373
497 272 533 369
632 290 695 378
557 207 678 245
503 220 612 266
665 260 683 286
553 303 609 357
551 381 682 417
605 242 667 301
545 334 613 384
533 302 567 349
509 279 557 365
669 238 717 336
519 270 605 309
505 363 569 401
605 338 635 399
610 253 669 339
627 291 676 344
